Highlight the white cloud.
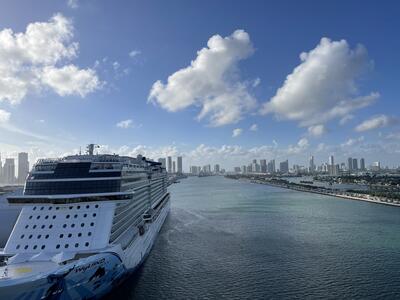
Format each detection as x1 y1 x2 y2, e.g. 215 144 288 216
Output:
339 114 354 125
249 124 258 131
341 136 364 147
0 109 11 123
260 37 377 127
386 132 400 140
355 115 397 132
0 13 100 104
67 0 79 8
148 30 257 126
41 65 100 97
307 124 326 137
287 138 309 154
252 77 261 87
232 128 243 137
116 119 133 129
129 50 141 58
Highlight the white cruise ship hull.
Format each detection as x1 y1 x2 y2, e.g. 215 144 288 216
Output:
0 196 170 300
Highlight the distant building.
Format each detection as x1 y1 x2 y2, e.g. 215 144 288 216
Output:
241 165 246 174
360 158 366 171
267 159 276 173
234 167 241 173
167 156 172 173
17 152 29 184
214 164 220 173
371 161 380 171
158 158 166 169
260 159 267 173
190 166 198 174
352 158 358 171
348 157 353 171
280 160 289 174
172 161 176 173
309 155 315 173
3 158 15 184
177 156 183 174
329 155 334 166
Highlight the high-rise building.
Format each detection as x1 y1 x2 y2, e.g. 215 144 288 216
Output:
177 156 183 174
172 161 176 173
214 164 220 173
329 155 334 166
260 159 267 173
167 156 172 173
348 157 353 171
17 152 29 184
241 165 246 174
3 158 15 184
360 158 365 171
280 160 289 173
372 161 380 171
267 159 276 174
352 158 358 171
234 167 241 173
309 155 315 173
158 158 166 169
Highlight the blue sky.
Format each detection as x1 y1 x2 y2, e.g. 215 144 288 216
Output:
0 0 399 170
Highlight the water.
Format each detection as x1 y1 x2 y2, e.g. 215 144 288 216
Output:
106 176 400 299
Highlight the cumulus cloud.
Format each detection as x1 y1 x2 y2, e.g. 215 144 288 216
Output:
287 138 309 154
148 30 257 126
341 136 364 147
307 124 326 137
260 37 377 127
0 109 11 123
116 119 133 129
0 13 100 104
355 115 397 132
232 128 243 137
249 124 258 131
339 114 354 125
67 0 79 8
129 50 141 58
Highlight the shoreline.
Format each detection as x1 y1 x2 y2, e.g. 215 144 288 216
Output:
244 179 400 208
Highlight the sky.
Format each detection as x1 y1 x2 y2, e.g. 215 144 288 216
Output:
0 0 400 171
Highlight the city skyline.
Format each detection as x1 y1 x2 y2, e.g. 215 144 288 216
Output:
1 1 400 169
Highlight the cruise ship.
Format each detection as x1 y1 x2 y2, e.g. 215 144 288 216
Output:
0 144 170 299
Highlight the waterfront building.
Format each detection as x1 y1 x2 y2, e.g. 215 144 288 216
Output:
3 158 15 184
352 158 358 171
17 152 29 184
372 161 381 171
173 161 176 173
167 156 172 173
348 157 353 171
214 164 220 173
177 156 183 174
280 160 289 174
267 159 276 174
329 155 334 166
309 155 315 173
234 167 241 173
360 158 366 171
158 158 166 169
260 159 267 173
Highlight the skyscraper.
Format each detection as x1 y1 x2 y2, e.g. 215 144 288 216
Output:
18 152 29 184
352 158 358 170
309 155 315 173
280 160 289 173
167 156 172 173
177 156 183 174
172 161 176 173
329 155 334 166
348 157 353 171
3 158 15 184
260 159 267 173
267 159 276 173
158 158 166 169
214 164 220 173
360 158 365 171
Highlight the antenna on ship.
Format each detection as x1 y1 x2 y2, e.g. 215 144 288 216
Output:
86 144 100 155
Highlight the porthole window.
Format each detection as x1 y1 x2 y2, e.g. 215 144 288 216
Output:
40 207 44 211
69 206 73 210
33 207 37 211
20 234 25 239
49 225 53 229
88 232 92 236
37 235 42 239
29 216 33 220
48 207 52 210
52 215 56 219
71 224 75 228
78 233 82 237
24 245 29 250
66 215 70 219
63 224 67 228
81 223 85 227
90 222 94 227
84 214 87 218
68 233 72 238
74 214 78 218
56 244 60 249
77 206 81 210
75 243 79 248
85 242 89 247
33 245 37 250
29 235 33 239
41 245 45 250
33 225 37 229
36 216 40 220
64 244 69 249
16 245 20 249
45 234 49 239
45 216 49 220
56 207 60 210
60 234 64 238
95 205 99 208
41 225 45 229
25 225 29 229
86 205 90 209
93 213 97 217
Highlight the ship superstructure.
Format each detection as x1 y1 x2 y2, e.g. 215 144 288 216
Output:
0 145 170 299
